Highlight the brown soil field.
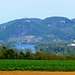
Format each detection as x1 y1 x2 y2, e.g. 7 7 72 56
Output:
0 71 75 75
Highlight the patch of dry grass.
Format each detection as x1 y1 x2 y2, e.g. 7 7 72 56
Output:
0 71 75 75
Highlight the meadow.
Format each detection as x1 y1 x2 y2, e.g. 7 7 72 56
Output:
0 60 75 71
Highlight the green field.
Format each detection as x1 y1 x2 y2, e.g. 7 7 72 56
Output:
0 60 75 71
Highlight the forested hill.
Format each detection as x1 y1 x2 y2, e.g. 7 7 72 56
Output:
0 16 75 42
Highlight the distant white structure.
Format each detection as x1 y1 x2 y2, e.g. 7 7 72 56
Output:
74 40 75 42
1 26 6 30
68 44 75 46
56 54 58 55
19 42 21 44
24 17 27 19
54 39 56 41
22 47 24 49
48 24 51 27
60 20 65 23
26 20 30 22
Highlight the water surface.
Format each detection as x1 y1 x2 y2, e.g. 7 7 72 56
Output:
14 44 35 53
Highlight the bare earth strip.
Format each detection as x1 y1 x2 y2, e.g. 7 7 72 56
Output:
0 71 75 75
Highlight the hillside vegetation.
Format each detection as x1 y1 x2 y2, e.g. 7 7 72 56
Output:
0 17 75 42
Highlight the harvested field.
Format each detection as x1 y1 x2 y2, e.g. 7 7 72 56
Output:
0 71 75 75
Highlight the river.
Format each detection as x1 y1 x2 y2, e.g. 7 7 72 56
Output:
13 44 35 53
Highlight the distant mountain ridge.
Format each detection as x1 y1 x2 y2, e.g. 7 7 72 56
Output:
0 16 75 42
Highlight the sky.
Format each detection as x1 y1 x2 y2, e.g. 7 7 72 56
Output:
0 0 75 24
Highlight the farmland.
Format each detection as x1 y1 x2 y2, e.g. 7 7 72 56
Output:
0 71 75 75
0 60 75 71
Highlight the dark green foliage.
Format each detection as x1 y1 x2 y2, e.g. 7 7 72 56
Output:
18 51 25 59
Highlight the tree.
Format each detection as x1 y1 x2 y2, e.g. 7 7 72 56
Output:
18 51 25 59
25 52 33 59
25 48 32 53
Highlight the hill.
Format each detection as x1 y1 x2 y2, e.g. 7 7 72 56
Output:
0 16 75 42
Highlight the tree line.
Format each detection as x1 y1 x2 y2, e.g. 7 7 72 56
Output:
0 46 75 60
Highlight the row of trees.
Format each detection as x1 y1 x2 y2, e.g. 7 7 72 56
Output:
0 46 75 60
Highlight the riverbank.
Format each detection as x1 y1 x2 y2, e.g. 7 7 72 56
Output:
0 71 75 75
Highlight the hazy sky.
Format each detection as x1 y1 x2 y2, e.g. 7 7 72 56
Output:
0 0 75 24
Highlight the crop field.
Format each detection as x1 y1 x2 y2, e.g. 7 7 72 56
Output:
0 60 75 71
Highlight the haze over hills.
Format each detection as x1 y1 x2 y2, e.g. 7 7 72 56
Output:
0 16 75 43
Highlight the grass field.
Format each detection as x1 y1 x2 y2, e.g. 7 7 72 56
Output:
0 60 75 71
